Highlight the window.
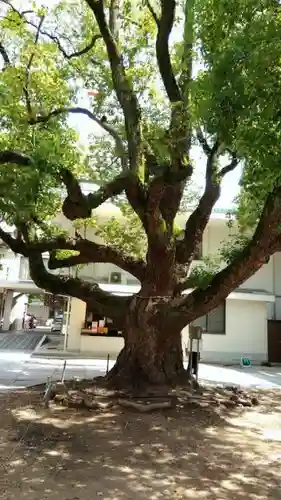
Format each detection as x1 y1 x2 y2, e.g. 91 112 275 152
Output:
82 305 123 338
191 302 225 334
19 257 30 280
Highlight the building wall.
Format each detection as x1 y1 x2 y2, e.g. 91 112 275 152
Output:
181 299 268 364
0 249 21 281
76 298 268 363
242 259 274 293
205 223 233 256
80 335 124 357
10 293 27 330
67 298 86 351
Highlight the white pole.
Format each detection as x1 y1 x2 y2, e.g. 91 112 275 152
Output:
64 297 71 351
188 337 193 377
196 338 200 383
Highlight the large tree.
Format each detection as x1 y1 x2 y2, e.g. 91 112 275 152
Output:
0 0 281 387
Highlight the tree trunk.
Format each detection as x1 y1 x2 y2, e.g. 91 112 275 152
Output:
106 296 188 389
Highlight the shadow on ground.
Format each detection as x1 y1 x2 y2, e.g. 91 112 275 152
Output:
0 388 280 500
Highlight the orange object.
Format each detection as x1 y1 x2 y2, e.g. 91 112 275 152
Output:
87 90 99 97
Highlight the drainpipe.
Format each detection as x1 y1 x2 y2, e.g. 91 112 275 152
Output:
272 255 276 320
63 296 71 351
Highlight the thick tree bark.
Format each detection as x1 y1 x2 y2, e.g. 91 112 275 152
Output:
106 295 187 388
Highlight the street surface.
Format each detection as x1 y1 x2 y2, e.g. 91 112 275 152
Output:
0 351 280 391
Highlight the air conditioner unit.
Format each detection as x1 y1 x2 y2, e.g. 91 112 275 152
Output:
109 271 122 284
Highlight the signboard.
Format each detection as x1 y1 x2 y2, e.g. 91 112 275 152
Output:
189 325 202 340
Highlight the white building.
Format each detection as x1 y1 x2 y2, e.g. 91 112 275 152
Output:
0 187 280 364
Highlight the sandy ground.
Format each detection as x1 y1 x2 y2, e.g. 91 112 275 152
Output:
0 387 280 500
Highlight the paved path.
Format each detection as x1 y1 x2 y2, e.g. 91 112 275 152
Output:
0 351 280 391
0 331 45 351
199 363 281 389
0 352 112 391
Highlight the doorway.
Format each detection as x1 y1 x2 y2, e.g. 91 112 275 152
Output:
268 320 281 362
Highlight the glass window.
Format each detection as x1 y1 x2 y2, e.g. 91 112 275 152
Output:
191 314 207 330
19 257 30 280
191 302 225 334
207 303 225 334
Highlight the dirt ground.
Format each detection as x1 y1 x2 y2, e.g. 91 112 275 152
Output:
0 385 280 500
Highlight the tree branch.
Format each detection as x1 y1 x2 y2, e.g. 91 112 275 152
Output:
47 239 146 281
61 169 145 221
176 141 221 264
59 169 91 221
0 225 28 255
0 0 32 16
220 154 239 176
109 0 120 38
86 0 142 173
146 163 193 231
87 171 135 207
23 14 45 119
146 0 192 221
0 151 33 166
145 1 160 26
0 222 146 280
0 226 133 323
29 104 148 224
196 128 211 156
29 106 128 170
28 252 129 324
179 0 195 106
0 152 89 225
1 1 101 61
154 0 182 103
206 138 220 181
171 186 281 324
174 276 194 295
150 1 191 171
177 140 239 266
0 148 142 227
175 185 220 265
0 41 10 68
38 31 101 60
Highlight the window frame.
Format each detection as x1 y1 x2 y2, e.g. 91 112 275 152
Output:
206 302 226 334
191 301 226 335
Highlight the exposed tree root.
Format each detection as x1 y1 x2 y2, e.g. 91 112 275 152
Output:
48 380 260 412
117 399 172 412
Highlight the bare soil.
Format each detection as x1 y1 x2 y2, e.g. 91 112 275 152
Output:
0 385 280 500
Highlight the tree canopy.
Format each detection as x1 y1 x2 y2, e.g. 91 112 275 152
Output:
0 0 281 385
